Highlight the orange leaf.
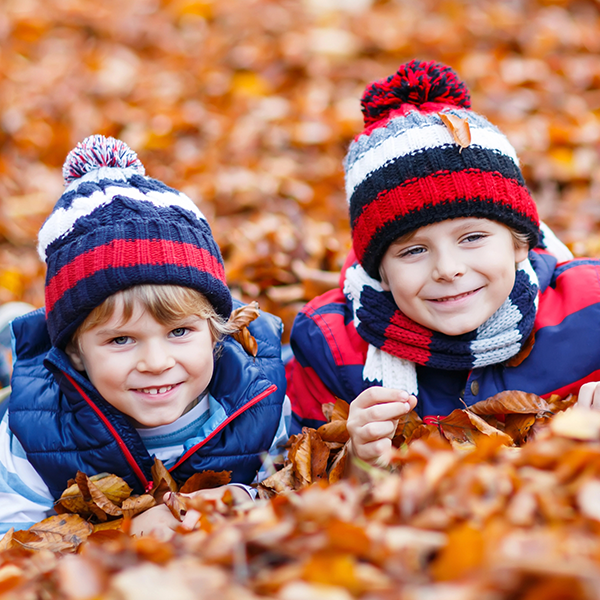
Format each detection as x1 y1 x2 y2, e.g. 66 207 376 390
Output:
179 470 232 493
318 398 350 443
437 409 512 445
430 523 484 581
392 410 424 445
504 413 536 445
469 390 551 416
288 428 330 486
229 302 260 356
328 443 349 484
150 458 179 497
439 113 471 151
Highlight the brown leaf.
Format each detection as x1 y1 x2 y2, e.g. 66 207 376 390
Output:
318 398 350 443
392 410 424 445
504 413 536 445
75 472 123 517
230 326 258 357
257 464 296 498
288 428 330 486
436 409 513 445
329 442 349 483
321 402 335 421
547 393 578 413
469 390 551 416
164 492 188 522
229 302 260 356
439 113 471 151
179 471 232 493
16 515 93 553
150 458 179 497
121 495 157 519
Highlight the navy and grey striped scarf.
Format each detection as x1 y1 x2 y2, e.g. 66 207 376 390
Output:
343 258 539 396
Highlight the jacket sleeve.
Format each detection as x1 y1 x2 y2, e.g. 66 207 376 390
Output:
0 412 55 534
288 290 368 434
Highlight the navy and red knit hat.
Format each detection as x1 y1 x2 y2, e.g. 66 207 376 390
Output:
345 59 540 279
38 134 232 349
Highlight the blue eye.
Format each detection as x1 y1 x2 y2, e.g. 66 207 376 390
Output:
400 246 425 257
171 328 187 338
112 336 129 345
463 233 486 243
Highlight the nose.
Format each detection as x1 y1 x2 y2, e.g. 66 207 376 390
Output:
136 339 176 373
432 248 466 282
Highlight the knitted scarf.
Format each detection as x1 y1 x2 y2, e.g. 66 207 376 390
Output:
343 258 539 396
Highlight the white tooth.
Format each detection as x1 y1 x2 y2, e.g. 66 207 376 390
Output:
159 387 168 394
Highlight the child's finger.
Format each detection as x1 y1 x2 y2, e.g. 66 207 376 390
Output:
362 399 412 424
353 437 392 463
578 382 596 409
353 386 412 409
357 418 398 443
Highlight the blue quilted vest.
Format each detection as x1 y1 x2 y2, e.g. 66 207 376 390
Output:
9 303 286 498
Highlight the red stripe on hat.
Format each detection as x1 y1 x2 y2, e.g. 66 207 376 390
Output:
352 170 537 261
46 238 225 312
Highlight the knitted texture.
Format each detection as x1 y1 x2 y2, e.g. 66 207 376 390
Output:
39 134 232 349
345 59 540 279
343 257 539 395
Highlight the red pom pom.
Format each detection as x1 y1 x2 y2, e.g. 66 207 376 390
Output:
361 60 471 127
62 135 145 185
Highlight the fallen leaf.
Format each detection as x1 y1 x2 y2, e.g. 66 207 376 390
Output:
180 471 232 493
439 112 471 151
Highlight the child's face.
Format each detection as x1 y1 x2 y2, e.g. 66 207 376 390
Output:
379 218 529 336
67 296 215 428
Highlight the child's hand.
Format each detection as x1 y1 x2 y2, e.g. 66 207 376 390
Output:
129 485 252 540
129 503 181 541
346 387 417 466
177 485 253 530
576 382 600 410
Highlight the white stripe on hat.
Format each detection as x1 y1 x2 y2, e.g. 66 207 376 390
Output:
38 183 206 261
344 123 520 200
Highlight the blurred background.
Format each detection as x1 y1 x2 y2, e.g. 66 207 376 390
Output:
2 0 600 341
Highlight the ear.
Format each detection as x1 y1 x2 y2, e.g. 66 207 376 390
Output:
515 243 529 264
65 342 86 372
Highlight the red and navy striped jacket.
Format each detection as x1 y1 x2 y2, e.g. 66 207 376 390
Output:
287 250 600 432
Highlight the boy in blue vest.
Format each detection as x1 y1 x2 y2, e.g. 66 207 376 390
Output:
0 135 289 538
287 60 600 465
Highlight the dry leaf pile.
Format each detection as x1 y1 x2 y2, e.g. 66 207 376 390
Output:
3 396 600 598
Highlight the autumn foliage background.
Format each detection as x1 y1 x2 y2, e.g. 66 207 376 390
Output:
4 0 600 338
5 0 600 598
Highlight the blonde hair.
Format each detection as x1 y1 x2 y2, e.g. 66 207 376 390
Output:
71 284 236 350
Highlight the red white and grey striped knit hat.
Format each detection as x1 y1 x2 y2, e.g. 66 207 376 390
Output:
38 134 232 349
345 59 540 279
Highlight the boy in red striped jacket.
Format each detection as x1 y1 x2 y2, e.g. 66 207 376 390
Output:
287 60 600 464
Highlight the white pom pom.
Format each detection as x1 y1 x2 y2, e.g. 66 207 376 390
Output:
62 134 145 185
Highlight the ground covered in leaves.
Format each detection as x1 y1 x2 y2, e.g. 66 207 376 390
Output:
3 397 600 599
4 0 600 598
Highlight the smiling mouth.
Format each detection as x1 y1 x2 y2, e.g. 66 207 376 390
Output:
135 385 176 395
430 288 480 303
